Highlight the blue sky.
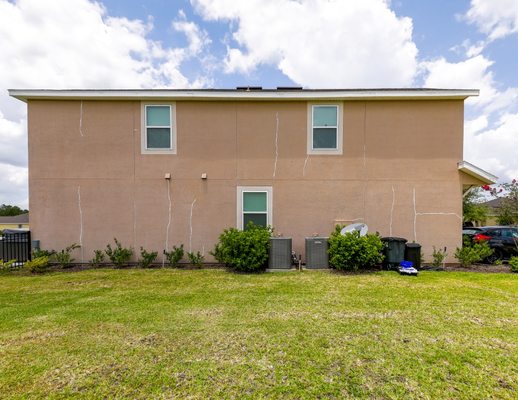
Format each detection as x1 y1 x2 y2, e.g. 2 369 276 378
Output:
1 0 518 207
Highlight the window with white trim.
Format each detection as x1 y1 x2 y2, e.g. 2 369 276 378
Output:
307 103 343 155
237 186 272 230
141 103 176 154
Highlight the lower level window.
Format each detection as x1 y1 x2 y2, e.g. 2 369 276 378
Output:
237 186 272 230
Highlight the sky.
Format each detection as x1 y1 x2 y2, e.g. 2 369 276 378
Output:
1 0 518 208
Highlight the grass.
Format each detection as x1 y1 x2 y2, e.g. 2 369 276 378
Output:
0 269 516 399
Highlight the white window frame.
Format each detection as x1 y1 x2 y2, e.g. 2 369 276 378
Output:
236 186 273 230
141 102 177 154
307 102 343 155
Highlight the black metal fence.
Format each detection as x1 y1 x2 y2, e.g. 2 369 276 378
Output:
0 231 31 263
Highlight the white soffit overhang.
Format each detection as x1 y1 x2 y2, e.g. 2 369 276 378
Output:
8 88 479 102
458 161 498 185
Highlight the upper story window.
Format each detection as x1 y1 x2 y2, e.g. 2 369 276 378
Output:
307 103 343 155
141 103 176 154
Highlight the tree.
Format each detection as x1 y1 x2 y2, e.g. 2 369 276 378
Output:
462 188 488 226
0 204 28 216
482 179 518 225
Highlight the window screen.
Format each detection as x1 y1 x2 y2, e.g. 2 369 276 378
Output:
146 105 171 149
243 191 267 229
312 105 338 149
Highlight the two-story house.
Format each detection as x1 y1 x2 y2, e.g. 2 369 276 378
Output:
9 88 497 264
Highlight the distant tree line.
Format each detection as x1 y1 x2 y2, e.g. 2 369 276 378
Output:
0 204 28 216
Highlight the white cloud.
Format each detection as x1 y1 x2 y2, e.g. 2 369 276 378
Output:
465 113 518 181
0 112 26 168
450 39 486 58
422 54 518 182
465 0 518 40
173 10 211 56
465 115 488 135
421 55 497 107
438 1 518 182
191 0 419 88
0 163 28 209
0 0 210 206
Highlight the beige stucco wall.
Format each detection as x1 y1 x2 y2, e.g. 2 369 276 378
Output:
28 99 465 263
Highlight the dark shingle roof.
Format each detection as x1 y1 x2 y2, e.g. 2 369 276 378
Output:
482 198 505 208
0 213 29 224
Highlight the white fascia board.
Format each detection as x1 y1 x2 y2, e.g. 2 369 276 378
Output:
458 161 498 184
8 89 480 102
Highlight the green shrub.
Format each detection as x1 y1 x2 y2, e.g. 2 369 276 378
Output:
187 251 204 267
431 246 447 267
164 245 184 267
0 259 17 271
25 256 50 273
89 250 105 267
211 223 272 272
32 248 55 259
138 247 158 268
509 256 518 273
105 238 133 267
328 226 384 271
55 243 81 268
454 242 493 267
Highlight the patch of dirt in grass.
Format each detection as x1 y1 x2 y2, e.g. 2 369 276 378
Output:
43 361 130 393
442 263 512 273
125 332 164 348
184 307 225 318
2 330 65 346
257 309 408 322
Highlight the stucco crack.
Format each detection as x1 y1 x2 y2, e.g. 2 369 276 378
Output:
163 179 172 266
303 154 310 177
77 186 84 263
390 186 395 236
273 112 279 178
416 212 462 218
413 188 417 241
189 198 197 252
79 101 84 137
363 103 367 167
133 200 137 253
413 187 462 242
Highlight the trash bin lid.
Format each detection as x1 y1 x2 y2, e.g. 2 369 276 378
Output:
381 237 407 242
405 242 421 248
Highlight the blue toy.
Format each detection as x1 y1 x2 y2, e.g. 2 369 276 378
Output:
398 260 418 276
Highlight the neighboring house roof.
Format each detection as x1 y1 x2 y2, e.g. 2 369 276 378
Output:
458 161 498 185
483 197 506 209
0 213 29 224
9 88 479 102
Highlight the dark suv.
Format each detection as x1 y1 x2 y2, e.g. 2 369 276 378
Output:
472 226 518 263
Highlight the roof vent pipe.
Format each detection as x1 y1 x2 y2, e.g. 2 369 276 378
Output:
236 86 263 91
276 86 303 90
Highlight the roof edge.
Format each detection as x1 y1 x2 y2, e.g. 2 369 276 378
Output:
8 88 480 102
458 161 498 185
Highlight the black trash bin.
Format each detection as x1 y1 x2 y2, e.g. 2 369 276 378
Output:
381 237 407 269
405 243 421 269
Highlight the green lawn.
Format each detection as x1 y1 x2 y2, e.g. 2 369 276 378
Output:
0 269 516 399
